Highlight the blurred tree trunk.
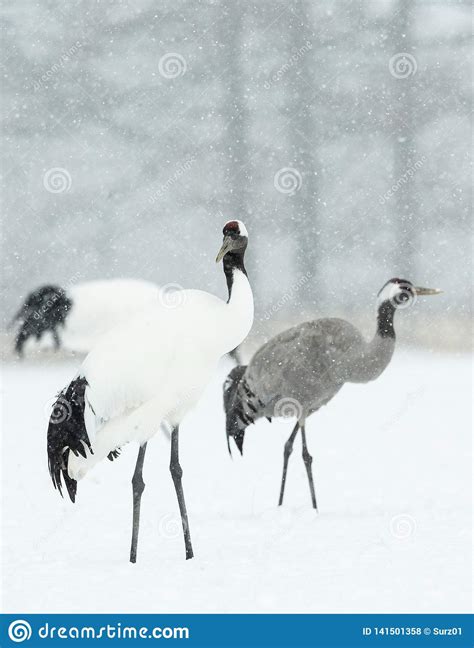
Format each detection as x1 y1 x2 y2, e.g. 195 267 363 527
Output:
390 0 418 277
219 2 250 224
218 0 259 315
287 1 321 306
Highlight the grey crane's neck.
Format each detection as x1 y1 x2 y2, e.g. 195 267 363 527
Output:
377 300 396 339
348 300 397 383
223 250 248 301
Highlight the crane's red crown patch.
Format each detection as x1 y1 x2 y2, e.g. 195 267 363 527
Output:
224 220 240 233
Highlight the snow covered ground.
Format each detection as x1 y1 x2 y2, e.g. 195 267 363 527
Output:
0 349 471 613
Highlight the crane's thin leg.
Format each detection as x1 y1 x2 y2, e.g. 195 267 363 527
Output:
129 442 147 564
301 425 318 511
278 422 300 506
52 328 61 349
15 327 28 356
170 425 194 560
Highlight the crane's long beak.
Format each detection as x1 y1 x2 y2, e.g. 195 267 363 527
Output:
413 287 443 296
216 236 233 263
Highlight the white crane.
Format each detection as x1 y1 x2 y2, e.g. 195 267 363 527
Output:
223 278 441 510
47 220 253 562
11 279 161 355
11 278 243 362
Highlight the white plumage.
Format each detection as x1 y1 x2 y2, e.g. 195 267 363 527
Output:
13 278 161 355
70 277 253 479
47 220 253 562
62 279 161 352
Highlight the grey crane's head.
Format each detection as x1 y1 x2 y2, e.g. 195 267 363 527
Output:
216 220 249 263
377 278 442 309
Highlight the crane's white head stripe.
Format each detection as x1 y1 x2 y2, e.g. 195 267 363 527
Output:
377 282 399 304
377 278 416 309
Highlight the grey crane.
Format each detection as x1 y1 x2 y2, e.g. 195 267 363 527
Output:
223 278 441 510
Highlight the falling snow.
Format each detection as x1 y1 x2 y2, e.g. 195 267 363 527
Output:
0 0 471 616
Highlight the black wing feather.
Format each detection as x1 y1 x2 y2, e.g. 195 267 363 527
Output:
47 376 92 503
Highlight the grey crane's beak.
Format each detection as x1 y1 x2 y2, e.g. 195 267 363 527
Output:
216 236 234 263
413 287 443 296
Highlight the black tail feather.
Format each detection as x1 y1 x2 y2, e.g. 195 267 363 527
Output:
222 365 264 457
223 365 247 456
233 429 245 455
47 376 91 503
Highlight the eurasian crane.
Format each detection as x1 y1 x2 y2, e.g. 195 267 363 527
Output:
223 278 441 510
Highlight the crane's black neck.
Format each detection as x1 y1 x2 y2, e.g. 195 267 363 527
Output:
377 300 396 339
223 250 247 301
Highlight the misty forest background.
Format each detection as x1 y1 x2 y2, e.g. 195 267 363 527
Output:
1 0 471 352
